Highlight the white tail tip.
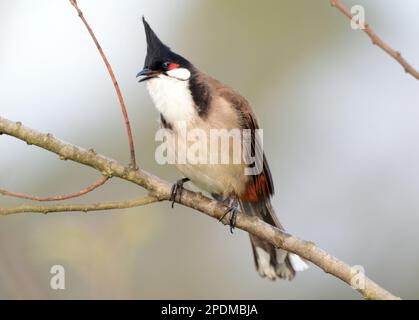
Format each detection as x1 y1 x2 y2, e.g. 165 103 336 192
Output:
289 253 309 272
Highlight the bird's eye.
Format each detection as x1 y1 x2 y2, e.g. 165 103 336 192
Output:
162 62 171 70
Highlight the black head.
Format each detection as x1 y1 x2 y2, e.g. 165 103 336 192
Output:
137 17 192 82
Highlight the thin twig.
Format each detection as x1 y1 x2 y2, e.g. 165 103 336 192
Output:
330 0 419 81
0 0 129 202
0 116 400 300
0 195 160 215
0 175 108 201
69 0 137 168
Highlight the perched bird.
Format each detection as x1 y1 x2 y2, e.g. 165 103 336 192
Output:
137 18 308 280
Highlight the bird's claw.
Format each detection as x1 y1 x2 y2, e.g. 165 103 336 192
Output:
219 197 239 234
170 178 190 208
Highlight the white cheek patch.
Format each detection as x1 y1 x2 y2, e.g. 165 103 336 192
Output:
167 67 191 81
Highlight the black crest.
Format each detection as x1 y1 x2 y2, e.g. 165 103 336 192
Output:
142 17 190 69
141 17 211 118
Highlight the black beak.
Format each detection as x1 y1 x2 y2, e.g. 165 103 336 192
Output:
136 68 161 82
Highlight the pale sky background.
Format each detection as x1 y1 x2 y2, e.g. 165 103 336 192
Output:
1 0 419 299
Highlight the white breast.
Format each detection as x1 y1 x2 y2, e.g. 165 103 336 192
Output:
146 74 196 124
147 72 240 196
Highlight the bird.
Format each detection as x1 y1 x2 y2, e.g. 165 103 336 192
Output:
137 17 308 280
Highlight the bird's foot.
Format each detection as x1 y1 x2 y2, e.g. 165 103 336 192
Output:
170 178 190 208
219 196 239 234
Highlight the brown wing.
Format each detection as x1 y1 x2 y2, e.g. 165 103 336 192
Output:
217 84 274 202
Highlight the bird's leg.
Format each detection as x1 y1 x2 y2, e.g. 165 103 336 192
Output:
170 178 190 208
219 195 240 234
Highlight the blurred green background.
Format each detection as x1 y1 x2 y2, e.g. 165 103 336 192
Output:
1 0 419 299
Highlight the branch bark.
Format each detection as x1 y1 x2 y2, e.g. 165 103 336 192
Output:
330 0 419 81
0 195 160 215
0 116 400 300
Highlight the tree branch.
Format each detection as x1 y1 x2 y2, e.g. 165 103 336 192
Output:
0 195 161 215
0 175 108 201
70 0 137 168
0 0 137 202
330 0 419 81
0 116 400 300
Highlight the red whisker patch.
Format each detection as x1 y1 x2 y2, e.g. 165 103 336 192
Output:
168 63 180 71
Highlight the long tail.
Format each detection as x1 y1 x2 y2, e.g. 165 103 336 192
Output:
241 199 309 280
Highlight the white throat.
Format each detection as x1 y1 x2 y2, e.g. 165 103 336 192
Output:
146 69 195 125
